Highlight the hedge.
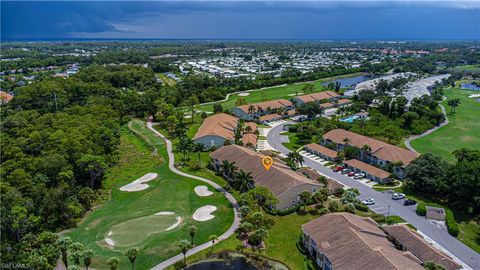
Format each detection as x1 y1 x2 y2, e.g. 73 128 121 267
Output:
416 203 426 216
446 210 459 237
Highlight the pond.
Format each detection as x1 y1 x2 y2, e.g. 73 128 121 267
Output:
321 74 380 89
186 257 259 270
460 82 480 91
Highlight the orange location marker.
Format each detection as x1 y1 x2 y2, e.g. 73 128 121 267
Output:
262 156 273 171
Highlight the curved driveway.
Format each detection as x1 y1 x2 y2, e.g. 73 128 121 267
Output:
267 122 480 269
147 122 240 270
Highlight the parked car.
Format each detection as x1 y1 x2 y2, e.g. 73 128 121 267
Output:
341 169 351 174
403 199 417 206
362 198 375 205
392 193 405 200
347 171 355 177
334 166 344 172
354 173 365 179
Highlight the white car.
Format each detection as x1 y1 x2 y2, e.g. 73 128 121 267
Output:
354 173 365 179
362 198 375 205
392 193 405 200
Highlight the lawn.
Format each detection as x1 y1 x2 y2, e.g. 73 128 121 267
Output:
281 132 304 151
195 72 365 112
64 120 234 270
410 88 480 162
454 65 480 72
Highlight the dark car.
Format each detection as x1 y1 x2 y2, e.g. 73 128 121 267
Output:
403 199 417 206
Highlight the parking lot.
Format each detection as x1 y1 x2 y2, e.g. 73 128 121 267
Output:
358 189 418 216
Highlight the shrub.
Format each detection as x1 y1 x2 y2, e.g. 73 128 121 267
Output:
354 202 369 212
328 201 340 213
416 203 426 216
344 203 355 213
318 208 330 216
333 188 344 197
446 210 459 237
266 205 299 216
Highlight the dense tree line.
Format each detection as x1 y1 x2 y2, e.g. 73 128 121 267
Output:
0 65 163 268
405 149 480 215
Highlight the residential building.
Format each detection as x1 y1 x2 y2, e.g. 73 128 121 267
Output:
242 133 257 149
384 225 461 270
210 145 322 209
232 99 294 120
343 159 391 183
302 213 423 270
296 167 345 193
193 113 238 148
293 91 340 105
322 129 419 179
304 143 338 162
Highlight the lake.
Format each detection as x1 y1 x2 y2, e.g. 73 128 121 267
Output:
461 82 480 91
321 74 379 89
186 257 259 270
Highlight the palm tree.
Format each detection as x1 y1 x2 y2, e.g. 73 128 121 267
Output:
316 175 328 187
447 98 461 114
299 191 311 211
233 169 254 193
312 189 329 209
107 257 120 270
57 236 72 268
69 242 84 265
179 240 192 265
193 143 204 160
208 235 218 255
124 248 138 270
220 160 237 180
83 249 94 270
188 225 197 245
361 144 371 162
342 137 351 146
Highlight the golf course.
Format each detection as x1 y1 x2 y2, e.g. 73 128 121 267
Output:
410 88 480 162
64 120 234 269
195 72 366 112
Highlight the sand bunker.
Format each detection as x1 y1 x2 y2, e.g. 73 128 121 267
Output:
194 185 213 197
193 205 217 221
238 92 250 96
120 173 158 192
105 212 182 247
288 92 304 96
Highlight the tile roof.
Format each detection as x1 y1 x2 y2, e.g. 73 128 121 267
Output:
259 113 281 122
237 99 292 113
244 122 257 133
210 145 320 197
0 91 13 103
296 167 344 191
242 133 257 147
383 225 461 270
295 91 339 103
323 129 419 165
305 143 338 158
302 213 423 270
193 113 238 141
344 159 391 179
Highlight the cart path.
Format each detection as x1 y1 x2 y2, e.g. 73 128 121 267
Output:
147 122 240 270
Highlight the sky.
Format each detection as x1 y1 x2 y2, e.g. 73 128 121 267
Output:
1 1 479 41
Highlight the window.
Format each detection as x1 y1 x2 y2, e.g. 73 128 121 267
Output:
312 188 317 193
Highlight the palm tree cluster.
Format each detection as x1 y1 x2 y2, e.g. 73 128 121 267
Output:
447 98 461 114
235 207 274 249
57 237 94 270
286 151 304 170
220 160 255 193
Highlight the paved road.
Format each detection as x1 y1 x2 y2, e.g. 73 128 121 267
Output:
267 122 480 269
147 122 241 270
405 102 449 153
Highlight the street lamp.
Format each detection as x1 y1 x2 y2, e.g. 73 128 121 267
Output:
387 205 391 224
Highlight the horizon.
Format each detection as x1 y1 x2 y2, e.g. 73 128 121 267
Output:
2 1 479 41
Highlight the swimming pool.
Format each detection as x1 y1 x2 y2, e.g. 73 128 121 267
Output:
340 115 360 123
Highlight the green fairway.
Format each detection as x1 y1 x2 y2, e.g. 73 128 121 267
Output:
196 73 365 112
107 213 181 248
65 120 234 269
410 88 480 162
454 65 480 72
